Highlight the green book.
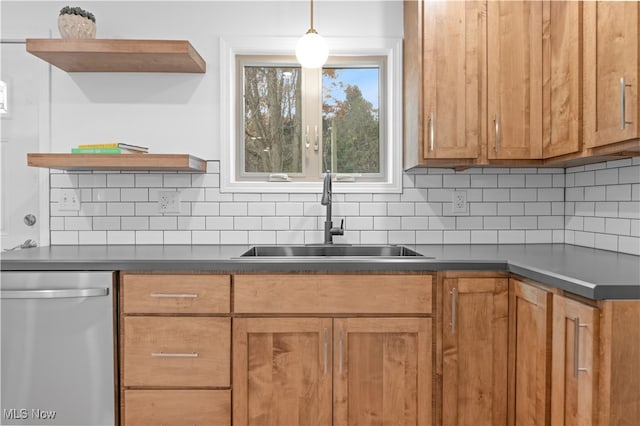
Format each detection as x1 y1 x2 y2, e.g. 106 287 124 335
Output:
72 147 133 154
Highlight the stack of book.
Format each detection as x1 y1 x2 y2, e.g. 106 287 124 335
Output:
71 143 149 154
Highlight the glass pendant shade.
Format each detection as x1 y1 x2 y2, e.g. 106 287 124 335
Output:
296 30 329 68
296 0 328 68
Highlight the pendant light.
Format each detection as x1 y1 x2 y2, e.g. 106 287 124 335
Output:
296 0 329 68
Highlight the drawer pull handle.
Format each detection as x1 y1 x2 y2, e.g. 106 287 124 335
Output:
150 293 198 299
323 327 328 375
573 317 588 378
151 352 199 358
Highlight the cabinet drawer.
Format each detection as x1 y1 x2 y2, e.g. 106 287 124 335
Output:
122 274 230 314
123 316 230 387
123 389 230 426
234 274 433 314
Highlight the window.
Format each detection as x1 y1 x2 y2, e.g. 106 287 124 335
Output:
220 37 402 193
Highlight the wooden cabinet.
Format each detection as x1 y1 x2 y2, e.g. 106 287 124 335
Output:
120 273 232 426
232 274 434 426
551 294 599 426
404 0 639 169
439 273 509 426
584 1 640 149
509 279 640 426
487 0 543 160
542 0 582 159
507 278 552 426
420 0 485 164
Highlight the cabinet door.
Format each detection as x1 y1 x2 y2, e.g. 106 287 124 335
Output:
508 279 552 426
442 277 508 426
422 0 485 160
487 0 544 160
542 0 582 159
333 318 432 426
232 318 332 426
584 1 639 148
551 296 599 426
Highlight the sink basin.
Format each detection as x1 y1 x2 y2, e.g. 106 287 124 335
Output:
240 245 424 257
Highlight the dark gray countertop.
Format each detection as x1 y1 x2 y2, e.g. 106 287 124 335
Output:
1 244 638 300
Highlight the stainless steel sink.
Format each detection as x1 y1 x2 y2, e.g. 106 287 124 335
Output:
240 245 425 257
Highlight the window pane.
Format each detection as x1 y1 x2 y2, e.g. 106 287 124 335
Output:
243 66 302 174
322 67 380 174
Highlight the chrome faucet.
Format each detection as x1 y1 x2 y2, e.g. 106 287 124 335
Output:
321 170 344 244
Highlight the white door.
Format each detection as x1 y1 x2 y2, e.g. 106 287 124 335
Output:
0 41 50 250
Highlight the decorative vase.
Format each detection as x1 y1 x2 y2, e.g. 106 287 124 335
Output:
58 14 96 39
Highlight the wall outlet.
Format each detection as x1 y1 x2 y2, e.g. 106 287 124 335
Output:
158 190 181 213
59 189 80 211
452 190 468 214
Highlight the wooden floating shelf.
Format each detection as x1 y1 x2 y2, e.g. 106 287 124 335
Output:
27 153 207 172
26 39 206 73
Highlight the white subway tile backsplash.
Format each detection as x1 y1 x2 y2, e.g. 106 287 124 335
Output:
471 230 498 244
606 184 632 201
388 202 415 217
192 230 220 244
107 174 134 188
47 160 639 251
92 188 120 202
79 231 107 245
605 218 631 235
121 188 149 202
163 174 191 188
135 174 163 187
178 216 206 230
93 217 120 230
107 203 135 216
619 236 640 255
135 231 163 244
164 231 192 245
444 230 470 244
498 174 525 188
483 189 510 202
150 216 177 230
107 231 135 245
443 175 471 188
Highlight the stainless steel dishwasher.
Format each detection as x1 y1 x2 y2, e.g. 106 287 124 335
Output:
0 271 115 425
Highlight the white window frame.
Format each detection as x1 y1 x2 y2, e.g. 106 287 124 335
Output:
219 36 403 193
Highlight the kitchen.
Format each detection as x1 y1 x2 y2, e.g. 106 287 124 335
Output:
1 1 639 426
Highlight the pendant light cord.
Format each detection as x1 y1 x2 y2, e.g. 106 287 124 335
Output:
309 0 316 33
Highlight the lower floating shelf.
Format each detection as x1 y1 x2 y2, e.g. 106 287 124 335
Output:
27 153 207 172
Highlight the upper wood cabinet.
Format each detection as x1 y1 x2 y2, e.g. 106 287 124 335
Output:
542 0 583 159
487 0 544 160
583 1 639 149
422 0 485 162
441 273 509 426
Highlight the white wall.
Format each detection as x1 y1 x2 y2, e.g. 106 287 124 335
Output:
2 1 403 160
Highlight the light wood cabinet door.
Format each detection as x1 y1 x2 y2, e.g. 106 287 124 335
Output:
422 0 485 160
551 295 599 426
584 1 639 148
442 276 508 426
233 318 333 426
508 279 552 426
333 318 432 426
542 0 582 159
487 0 544 160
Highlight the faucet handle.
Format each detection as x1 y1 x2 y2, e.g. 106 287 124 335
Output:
331 219 345 236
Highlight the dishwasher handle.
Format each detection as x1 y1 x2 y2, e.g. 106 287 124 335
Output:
0 288 110 299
